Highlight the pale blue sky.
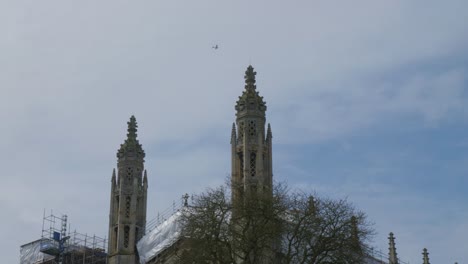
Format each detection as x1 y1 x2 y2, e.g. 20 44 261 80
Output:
1 1 467 263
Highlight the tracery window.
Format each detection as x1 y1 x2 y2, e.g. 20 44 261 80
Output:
248 120 257 137
125 196 131 218
124 226 130 248
250 152 256 177
126 167 133 182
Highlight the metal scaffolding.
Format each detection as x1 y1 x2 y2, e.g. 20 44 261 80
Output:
20 210 108 264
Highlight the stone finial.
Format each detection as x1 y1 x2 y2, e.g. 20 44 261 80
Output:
143 170 148 186
117 116 145 160
388 232 399 264
244 65 257 91
422 248 430 264
127 115 138 141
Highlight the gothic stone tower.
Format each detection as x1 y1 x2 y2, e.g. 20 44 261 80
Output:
231 65 273 204
108 116 148 264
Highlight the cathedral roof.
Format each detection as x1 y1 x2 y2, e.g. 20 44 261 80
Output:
117 115 145 160
235 65 267 114
137 210 183 263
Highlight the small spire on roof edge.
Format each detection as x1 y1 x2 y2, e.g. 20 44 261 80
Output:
267 123 272 139
231 123 237 143
112 169 116 183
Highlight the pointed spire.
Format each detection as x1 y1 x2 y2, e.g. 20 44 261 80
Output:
422 248 430 264
112 168 116 183
266 123 272 141
244 65 257 91
231 123 237 144
143 170 148 186
117 116 145 160
388 232 399 264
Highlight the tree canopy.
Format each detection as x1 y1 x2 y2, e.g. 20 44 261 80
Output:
176 183 373 264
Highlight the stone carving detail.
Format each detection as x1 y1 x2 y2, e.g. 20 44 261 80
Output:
235 66 267 114
117 115 145 160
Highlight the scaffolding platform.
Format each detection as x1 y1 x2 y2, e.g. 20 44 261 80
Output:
20 210 108 264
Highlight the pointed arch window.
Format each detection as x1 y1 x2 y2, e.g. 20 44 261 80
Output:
248 120 257 137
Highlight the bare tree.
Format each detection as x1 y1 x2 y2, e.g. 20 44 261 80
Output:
281 192 373 264
177 183 373 264
177 186 234 264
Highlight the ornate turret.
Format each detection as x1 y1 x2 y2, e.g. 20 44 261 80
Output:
388 232 399 264
108 116 148 264
231 65 273 205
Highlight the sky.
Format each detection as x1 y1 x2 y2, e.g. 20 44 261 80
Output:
1 0 468 263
